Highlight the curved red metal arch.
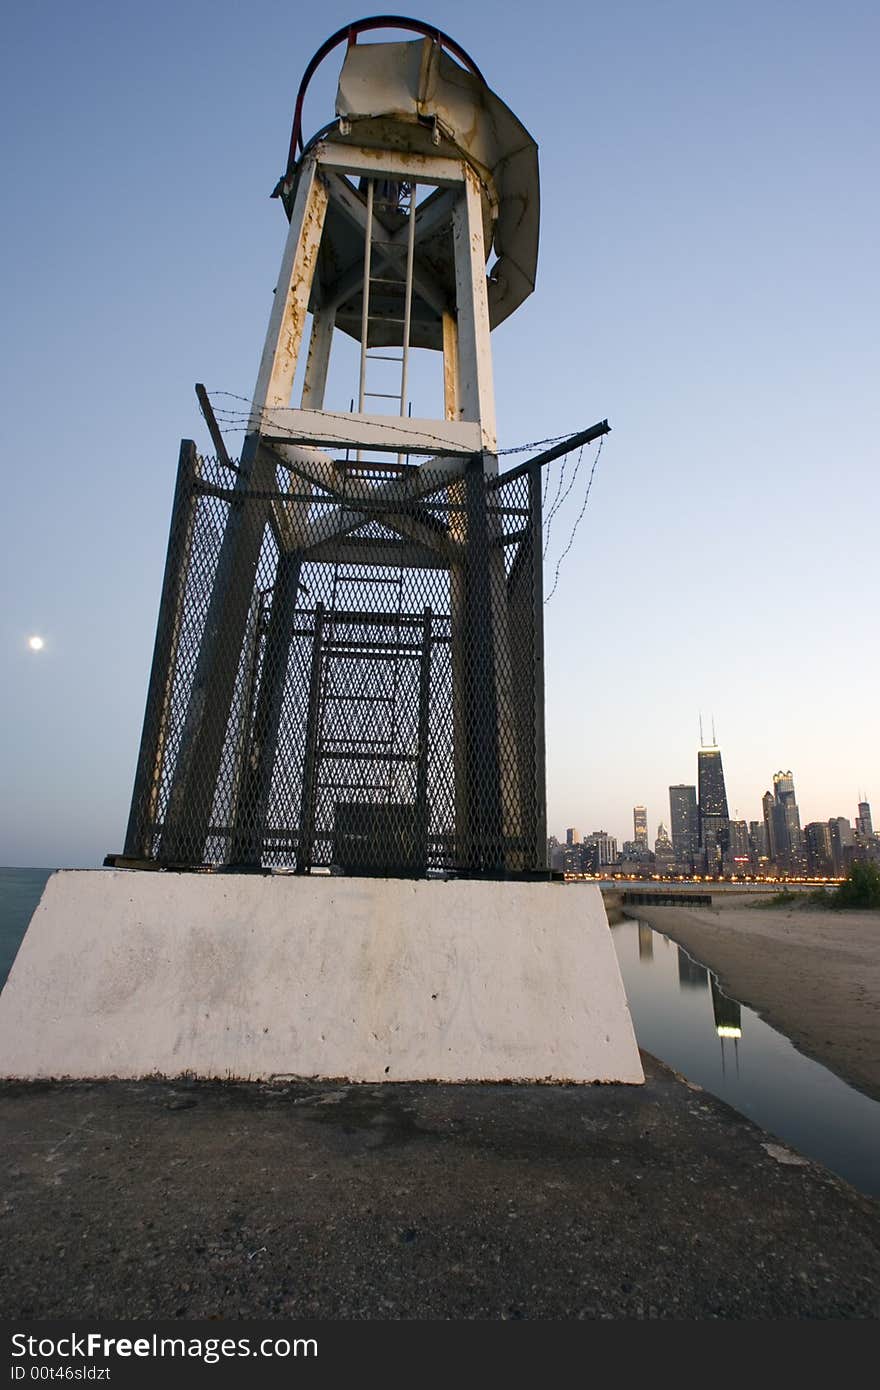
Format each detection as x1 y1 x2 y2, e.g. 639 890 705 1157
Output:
282 15 486 185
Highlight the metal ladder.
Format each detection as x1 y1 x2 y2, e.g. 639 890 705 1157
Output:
295 175 422 867
317 559 407 806
356 177 417 461
296 456 424 869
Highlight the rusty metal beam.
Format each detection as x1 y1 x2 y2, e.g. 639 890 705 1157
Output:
492 420 611 486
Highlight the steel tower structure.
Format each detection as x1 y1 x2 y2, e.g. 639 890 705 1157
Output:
117 18 609 878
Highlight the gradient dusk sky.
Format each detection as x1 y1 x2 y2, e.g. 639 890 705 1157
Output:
2 0 877 865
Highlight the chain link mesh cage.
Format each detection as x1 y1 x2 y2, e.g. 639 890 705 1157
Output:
122 438 547 877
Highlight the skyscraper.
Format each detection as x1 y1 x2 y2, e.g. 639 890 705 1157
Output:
654 822 676 873
804 822 833 875
828 816 853 875
698 746 729 818
633 806 648 849
762 789 779 865
584 831 618 868
772 771 804 872
669 785 698 869
749 819 767 863
727 819 750 872
698 741 729 873
856 800 873 837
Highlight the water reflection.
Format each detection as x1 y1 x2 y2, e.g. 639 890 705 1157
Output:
710 977 741 1076
677 946 708 990
612 918 880 1197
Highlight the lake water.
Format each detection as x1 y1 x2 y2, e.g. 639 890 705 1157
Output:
0 868 53 987
612 917 880 1197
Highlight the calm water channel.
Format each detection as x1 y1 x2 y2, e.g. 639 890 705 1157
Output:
612 918 880 1197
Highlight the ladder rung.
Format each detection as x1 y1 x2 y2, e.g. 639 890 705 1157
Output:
364 392 402 400
321 738 395 750
324 610 426 627
335 461 415 473
326 694 395 704
318 751 418 764
315 782 388 792
336 569 402 578
367 354 404 361
325 640 422 653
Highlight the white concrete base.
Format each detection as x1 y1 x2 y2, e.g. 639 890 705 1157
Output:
0 871 643 1084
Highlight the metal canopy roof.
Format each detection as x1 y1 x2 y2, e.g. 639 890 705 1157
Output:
283 31 539 349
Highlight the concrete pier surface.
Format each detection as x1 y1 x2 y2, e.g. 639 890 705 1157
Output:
1 1053 878 1320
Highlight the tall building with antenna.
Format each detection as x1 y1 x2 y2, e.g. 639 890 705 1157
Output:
697 719 729 873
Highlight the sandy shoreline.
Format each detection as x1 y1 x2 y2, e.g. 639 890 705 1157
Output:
626 897 880 1102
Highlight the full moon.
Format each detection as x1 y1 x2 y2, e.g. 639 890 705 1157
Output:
28 635 44 651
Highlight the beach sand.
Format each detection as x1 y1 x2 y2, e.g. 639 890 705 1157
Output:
628 896 880 1102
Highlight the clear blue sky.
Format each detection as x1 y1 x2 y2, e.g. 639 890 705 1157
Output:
2 0 877 865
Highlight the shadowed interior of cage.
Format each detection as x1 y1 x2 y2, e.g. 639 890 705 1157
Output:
125 447 546 877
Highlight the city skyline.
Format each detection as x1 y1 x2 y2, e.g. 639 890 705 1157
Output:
550 725 872 856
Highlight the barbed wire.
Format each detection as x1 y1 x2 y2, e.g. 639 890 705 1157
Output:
542 450 569 554
205 391 577 459
543 436 604 605
200 390 605 605
542 442 586 560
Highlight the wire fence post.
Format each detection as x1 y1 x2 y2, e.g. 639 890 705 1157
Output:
123 439 199 860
